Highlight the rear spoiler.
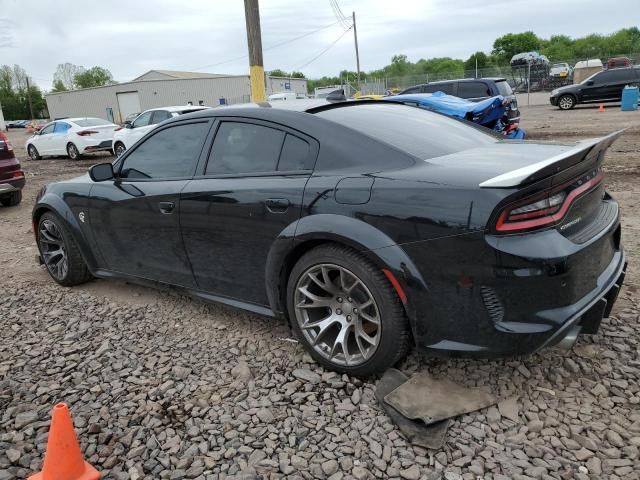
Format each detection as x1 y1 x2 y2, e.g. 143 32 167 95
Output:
479 129 627 188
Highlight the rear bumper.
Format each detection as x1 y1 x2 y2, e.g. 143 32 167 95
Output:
80 140 113 154
0 177 25 194
398 207 624 357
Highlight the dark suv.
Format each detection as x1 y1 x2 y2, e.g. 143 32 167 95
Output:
550 67 640 110
0 131 25 206
399 77 519 122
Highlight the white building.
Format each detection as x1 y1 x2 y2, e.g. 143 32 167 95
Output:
45 70 308 123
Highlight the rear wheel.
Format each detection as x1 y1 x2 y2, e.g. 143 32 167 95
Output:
287 245 410 376
37 212 91 286
28 144 41 161
67 143 81 160
558 94 576 110
0 190 21 207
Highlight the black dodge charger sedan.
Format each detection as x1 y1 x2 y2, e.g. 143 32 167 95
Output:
33 101 626 375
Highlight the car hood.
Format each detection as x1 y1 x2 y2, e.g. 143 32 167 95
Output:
553 84 579 94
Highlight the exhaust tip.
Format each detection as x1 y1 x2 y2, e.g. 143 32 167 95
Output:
555 326 582 351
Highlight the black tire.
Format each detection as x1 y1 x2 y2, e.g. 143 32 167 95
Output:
28 144 41 161
558 94 576 110
0 190 21 207
287 244 411 376
37 212 92 286
67 143 81 160
114 142 126 157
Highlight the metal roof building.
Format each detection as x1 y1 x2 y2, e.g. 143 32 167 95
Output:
45 71 307 123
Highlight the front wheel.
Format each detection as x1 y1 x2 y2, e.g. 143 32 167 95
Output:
558 94 576 110
28 144 41 161
67 143 81 160
37 212 92 286
287 245 411 376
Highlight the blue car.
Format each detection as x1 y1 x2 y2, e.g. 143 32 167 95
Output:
383 92 526 139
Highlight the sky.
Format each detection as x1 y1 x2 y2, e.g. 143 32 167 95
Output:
1 0 637 90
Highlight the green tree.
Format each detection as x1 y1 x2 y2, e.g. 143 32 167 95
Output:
464 52 490 73
53 63 84 90
73 66 115 89
492 31 542 63
290 71 305 79
51 79 67 92
0 64 46 119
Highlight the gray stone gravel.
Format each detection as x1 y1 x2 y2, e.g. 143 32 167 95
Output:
1 275 639 479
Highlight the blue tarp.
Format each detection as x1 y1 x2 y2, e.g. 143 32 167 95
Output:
383 91 505 127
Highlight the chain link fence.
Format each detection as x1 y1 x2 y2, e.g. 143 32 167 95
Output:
352 53 640 95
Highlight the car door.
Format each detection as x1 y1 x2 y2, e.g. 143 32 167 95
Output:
89 119 212 286
581 71 612 102
601 68 638 100
51 121 72 154
125 111 155 148
180 118 318 306
34 123 56 154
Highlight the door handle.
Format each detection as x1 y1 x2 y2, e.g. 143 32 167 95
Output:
265 198 289 213
159 201 175 214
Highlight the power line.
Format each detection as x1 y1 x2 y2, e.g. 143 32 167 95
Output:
293 25 353 71
190 20 343 71
329 0 351 29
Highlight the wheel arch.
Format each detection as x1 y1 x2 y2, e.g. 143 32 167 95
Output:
265 214 428 338
33 196 99 272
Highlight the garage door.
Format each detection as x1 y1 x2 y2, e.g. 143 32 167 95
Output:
116 92 141 124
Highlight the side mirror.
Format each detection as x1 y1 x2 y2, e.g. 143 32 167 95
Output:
89 163 115 182
124 121 133 129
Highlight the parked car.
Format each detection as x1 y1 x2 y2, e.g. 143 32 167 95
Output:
0 131 25 206
550 66 640 110
550 62 573 78
8 120 29 129
26 117 117 160
112 106 210 157
399 78 520 123
33 102 625 376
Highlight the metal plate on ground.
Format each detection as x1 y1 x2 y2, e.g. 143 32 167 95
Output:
384 371 497 425
376 369 450 449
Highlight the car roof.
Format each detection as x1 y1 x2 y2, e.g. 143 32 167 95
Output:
142 105 210 113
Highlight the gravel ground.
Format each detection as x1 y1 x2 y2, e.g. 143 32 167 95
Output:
1 105 639 480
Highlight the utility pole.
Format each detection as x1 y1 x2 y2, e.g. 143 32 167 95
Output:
25 76 34 120
352 11 361 89
244 0 266 102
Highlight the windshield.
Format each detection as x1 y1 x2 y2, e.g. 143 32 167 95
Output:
581 71 601 84
495 80 513 96
314 103 496 160
74 118 112 127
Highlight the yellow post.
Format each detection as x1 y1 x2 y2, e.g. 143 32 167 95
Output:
244 0 266 102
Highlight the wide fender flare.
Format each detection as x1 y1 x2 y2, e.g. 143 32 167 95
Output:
265 214 429 334
32 194 99 271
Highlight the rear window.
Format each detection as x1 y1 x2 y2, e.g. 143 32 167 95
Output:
495 80 513 96
73 118 111 127
314 103 496 160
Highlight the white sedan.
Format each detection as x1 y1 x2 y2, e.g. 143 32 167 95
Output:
112 105 210 157
26 118 117 161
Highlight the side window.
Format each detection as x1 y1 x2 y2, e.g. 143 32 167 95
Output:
278 134 311 171
457 82 490 98
401 86 421 94
151 110 172 124
606 69 637 82
40 124 55 135
132 111 153 128
206 122 284 175
54 122 70 134
425 83 455 95
120 122 209 179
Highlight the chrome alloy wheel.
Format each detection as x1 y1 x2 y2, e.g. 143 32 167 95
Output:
39 219 68 280
294 263 381 366
559 96 574 109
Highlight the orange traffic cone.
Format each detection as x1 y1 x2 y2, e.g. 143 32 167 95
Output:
28 403 100 480
598 104 605 112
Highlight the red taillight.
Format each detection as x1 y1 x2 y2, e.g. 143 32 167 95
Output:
77 130 99 136
0 132 11 151
495 173 603 233
12 170 24 178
